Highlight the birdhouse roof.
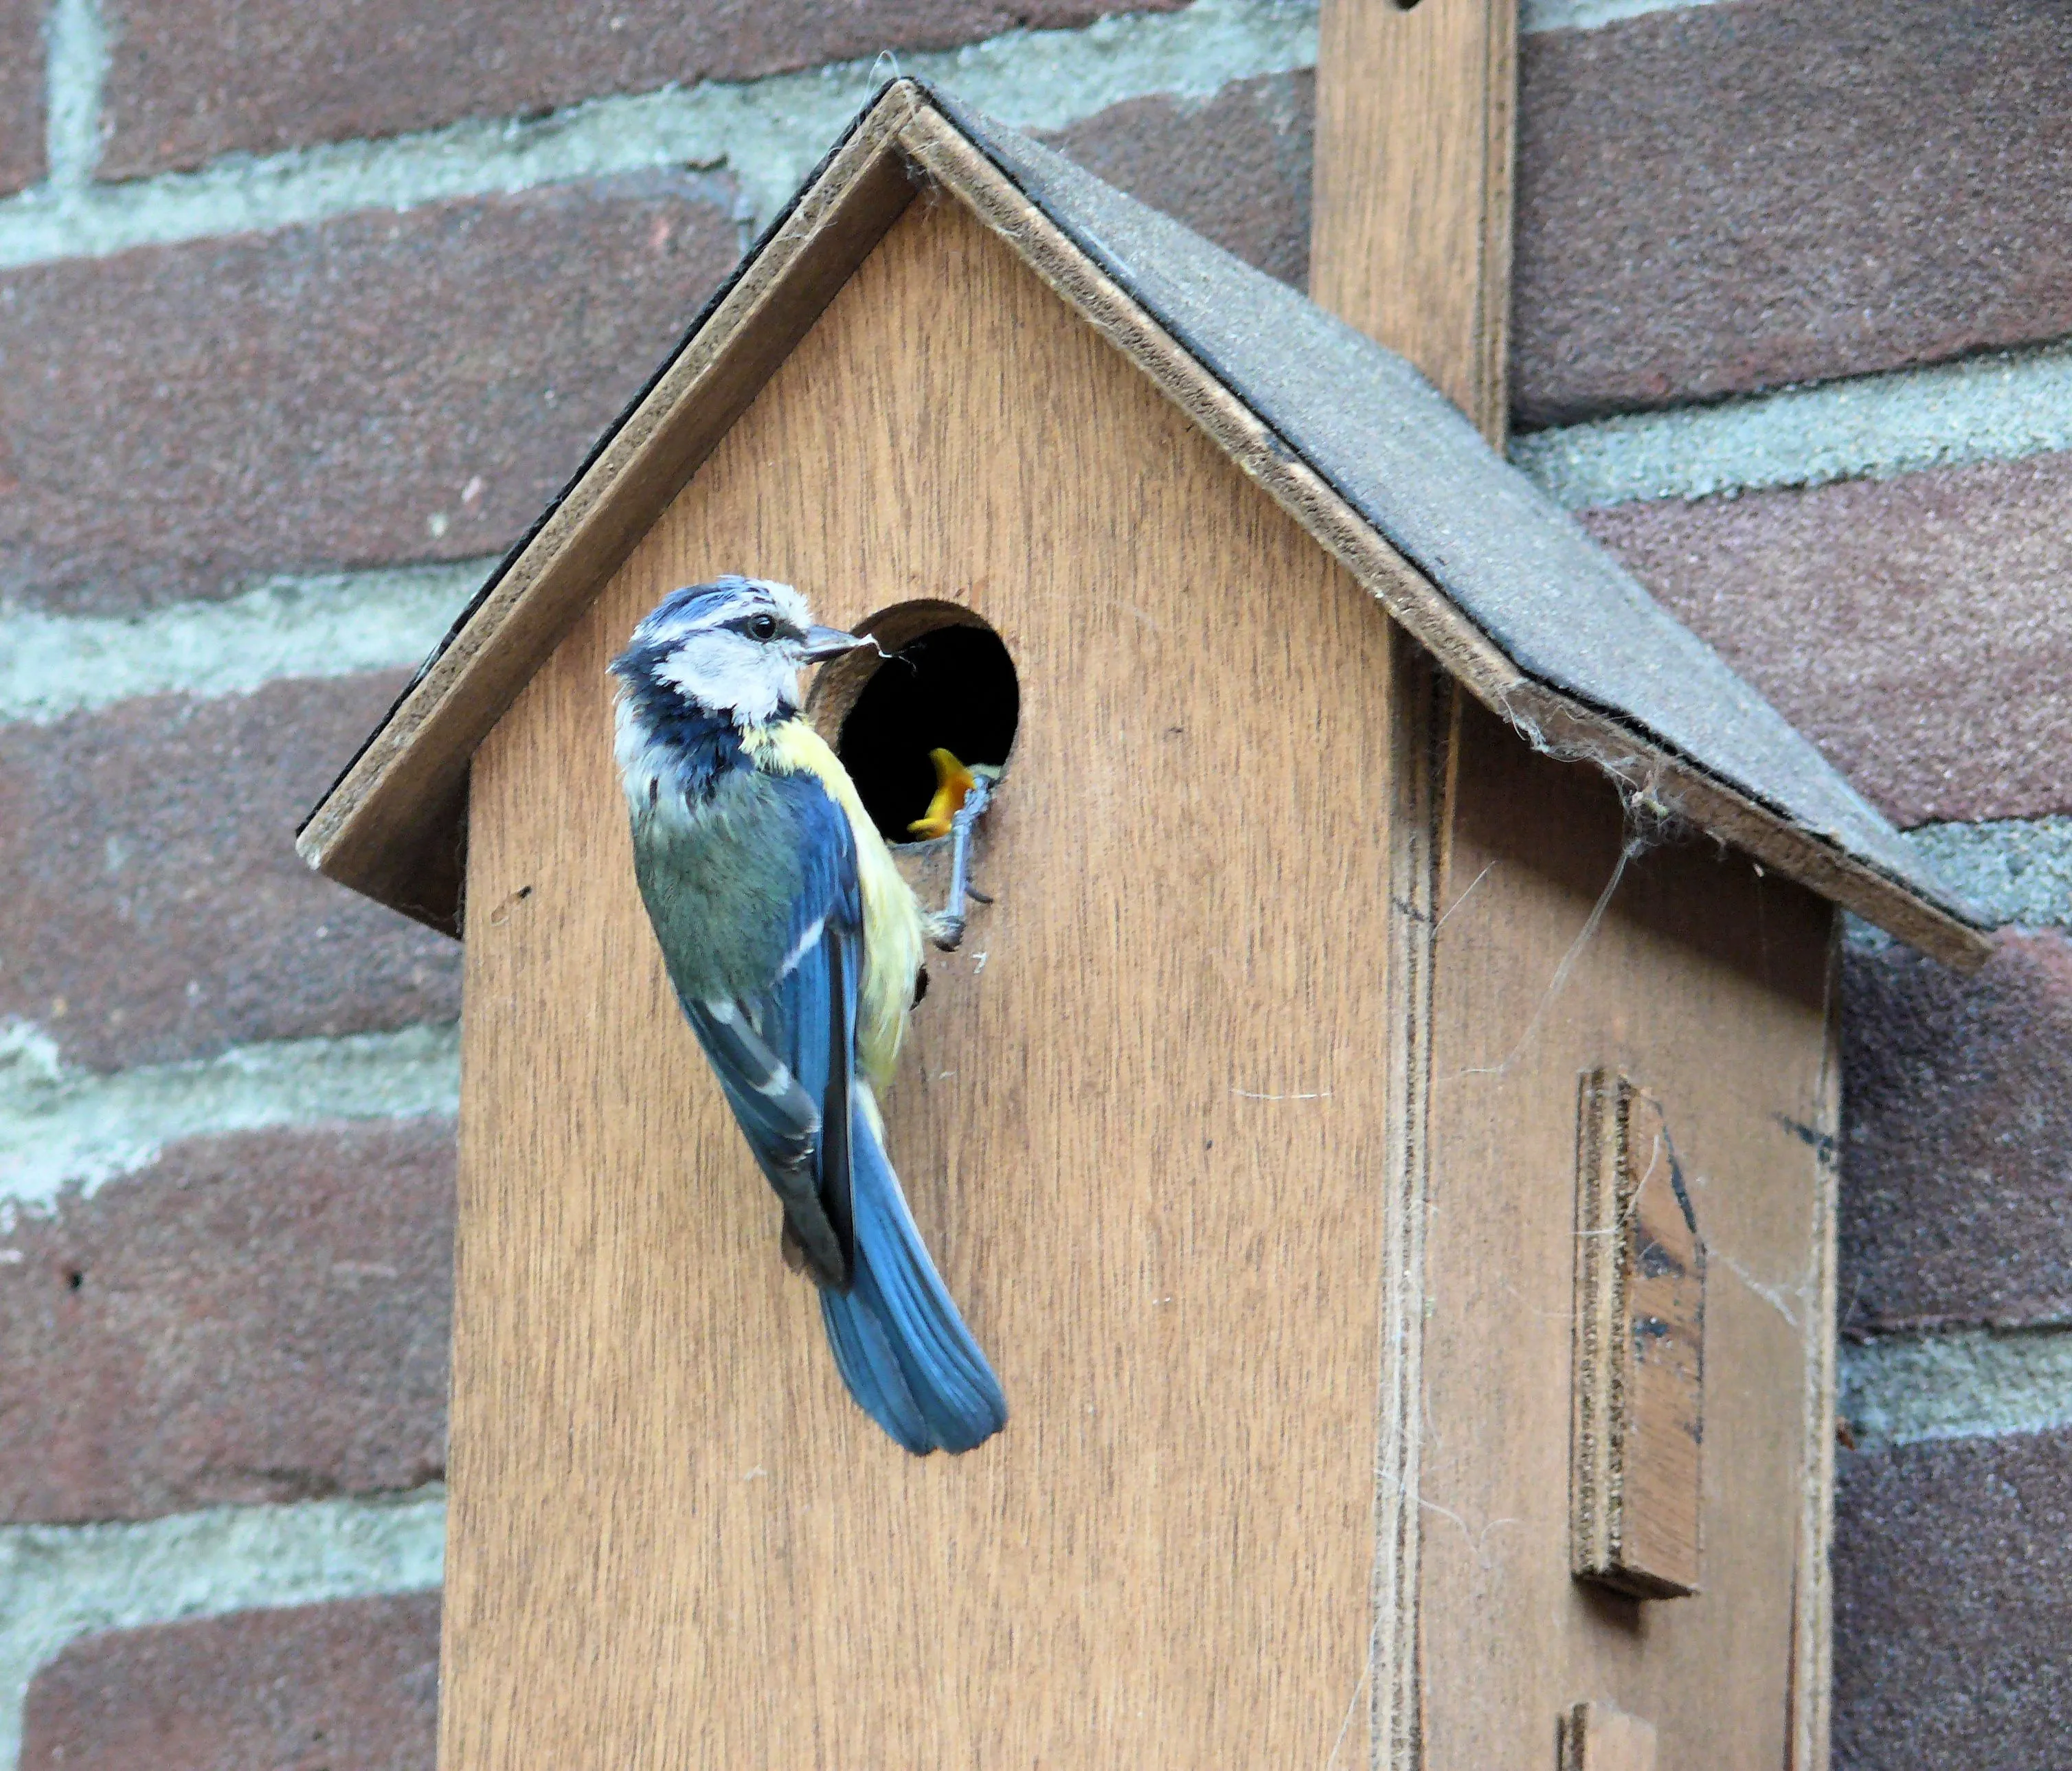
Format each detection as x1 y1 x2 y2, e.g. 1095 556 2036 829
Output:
298 78 1988 967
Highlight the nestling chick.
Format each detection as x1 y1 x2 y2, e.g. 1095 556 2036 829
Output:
609 575 1007 1455
909 747 982 839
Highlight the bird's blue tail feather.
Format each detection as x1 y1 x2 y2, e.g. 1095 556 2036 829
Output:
819 1103 1006 1455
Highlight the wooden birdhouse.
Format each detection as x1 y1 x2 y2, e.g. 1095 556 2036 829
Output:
299 78 1986 1771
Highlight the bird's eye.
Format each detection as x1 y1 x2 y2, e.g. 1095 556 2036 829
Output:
747 613 778 641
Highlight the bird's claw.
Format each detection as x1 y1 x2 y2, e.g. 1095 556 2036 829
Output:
927 771 994 952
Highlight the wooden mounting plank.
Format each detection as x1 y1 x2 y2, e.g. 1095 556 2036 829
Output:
1571 1071 1707 1599
1559 1700 1660 1771
1311 0 1518 442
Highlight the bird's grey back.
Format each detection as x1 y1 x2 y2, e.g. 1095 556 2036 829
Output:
630 771 808 1005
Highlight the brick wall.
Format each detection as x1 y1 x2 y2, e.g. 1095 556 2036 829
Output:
1 1 2064 1763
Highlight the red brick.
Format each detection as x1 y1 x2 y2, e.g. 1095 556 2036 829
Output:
0 675 459 1072
22 1594 440 1771
1513 0 2072 427
0 1 43 196
1833 1430 2072 1766
1839 929 2072 1335
0 1120 452 1524
99 0 1182 178
1039 72 1314 291
0 174 740 616
1580 453 2072 828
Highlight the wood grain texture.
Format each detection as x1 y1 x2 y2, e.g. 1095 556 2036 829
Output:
1414 701 1836 1770
445 196 1397 1768
1559 1700 1659 1771
1310 0 1518 442
1571 1072 1706 1600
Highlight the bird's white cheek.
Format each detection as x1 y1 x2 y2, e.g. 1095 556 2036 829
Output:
657 633 788 725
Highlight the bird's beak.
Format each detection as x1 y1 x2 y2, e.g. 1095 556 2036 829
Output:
798 624 871 663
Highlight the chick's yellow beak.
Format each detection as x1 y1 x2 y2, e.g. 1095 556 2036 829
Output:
908 747 978 839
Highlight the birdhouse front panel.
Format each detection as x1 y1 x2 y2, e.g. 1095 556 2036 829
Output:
447 194 1410 1767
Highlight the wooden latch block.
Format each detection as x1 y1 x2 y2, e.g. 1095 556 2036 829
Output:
1558 1700 1658 1770
1571 1070 1705 1598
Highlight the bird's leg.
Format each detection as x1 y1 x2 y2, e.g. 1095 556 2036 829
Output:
927 771 994 951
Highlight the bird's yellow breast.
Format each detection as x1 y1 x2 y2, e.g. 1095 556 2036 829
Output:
743 719 925 1093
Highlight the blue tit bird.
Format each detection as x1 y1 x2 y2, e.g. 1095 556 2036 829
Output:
609 574 1007 1456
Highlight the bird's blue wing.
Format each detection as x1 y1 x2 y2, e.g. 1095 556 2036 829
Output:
682 774 860 1286
681 767 1004 1454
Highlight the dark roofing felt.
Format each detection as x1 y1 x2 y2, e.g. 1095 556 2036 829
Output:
923 85 1975 930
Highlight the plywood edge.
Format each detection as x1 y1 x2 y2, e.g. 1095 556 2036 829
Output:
1570 1072 1621 1585
1368 641 1450 1768
295 84 925 931
1472 0 1518 446
1788 934 1843 1771
892 101 1991 972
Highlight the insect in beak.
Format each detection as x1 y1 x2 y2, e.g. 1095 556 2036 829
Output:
798 624 872 662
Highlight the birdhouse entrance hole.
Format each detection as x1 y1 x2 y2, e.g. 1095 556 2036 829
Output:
809 601 1020 844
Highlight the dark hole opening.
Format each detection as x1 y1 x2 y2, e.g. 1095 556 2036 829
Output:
833 622 1020 844
64 1269 82 1291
